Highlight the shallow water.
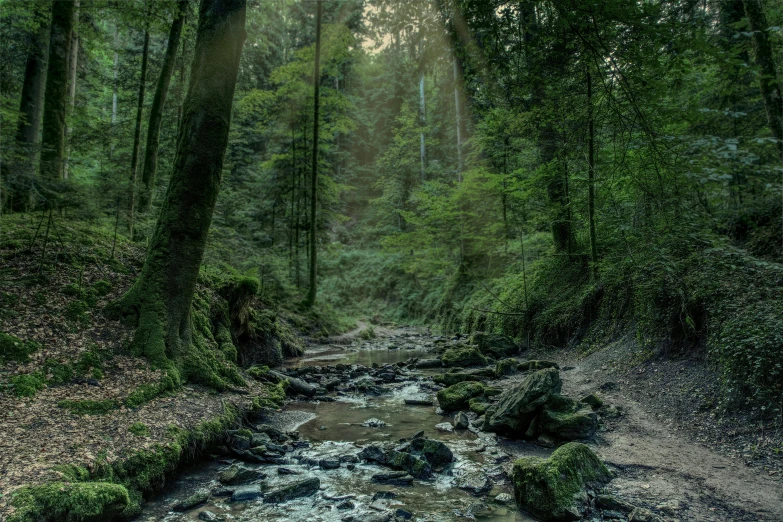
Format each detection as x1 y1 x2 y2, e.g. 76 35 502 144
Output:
136 332 534 522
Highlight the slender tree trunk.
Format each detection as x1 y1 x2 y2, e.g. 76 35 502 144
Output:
587 70 598 280
305 0 322 307
39 0 76 183
128 28 150 238
289 110 296 277
453 55 463 180
12 12 50 210
113 0 247 374
110 24 119 161
63 0 80 180
139 0 188 211
743 0 783 163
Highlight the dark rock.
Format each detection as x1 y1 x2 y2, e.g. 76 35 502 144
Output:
408 437 453 471
395 508 413 519
198 510 224 522
362 418 387 428
495 358 519 377
315 395 336 402
340 454 360 463
373 491 397 500
358 445 387 464
596 495 634 513
320 457 341 470
404 398 433 406
231 484 263 502
219 464 265 485
255 424 287 442
264 477 320 503
484 368 562 436
454 411 469 429
211 486 234 497
277 467 301 475
173 492 208 512
412 430 425 439
371 471 414 485
432 372 486 386
602 510 626 520
271 370 317 397
384 450 432 478
337 500 356 510
580 393 603 410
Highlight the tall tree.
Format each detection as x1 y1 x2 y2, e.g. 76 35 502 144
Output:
62 0 80 180
139 0 189 211
11 1 50 210
113 0 247 375
39 0 76 183
743 0 783 163
305 0 323 307
128 25 151 237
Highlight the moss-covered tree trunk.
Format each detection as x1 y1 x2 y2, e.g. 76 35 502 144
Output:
139 0 189 212
113 0 247 379
11 4 50 211
128 28 150 238
39 0 76 183
743 0 783 163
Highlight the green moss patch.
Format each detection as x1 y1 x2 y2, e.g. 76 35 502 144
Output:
129 422 150 436
8 481 131 522
58 399 118 415
441 346 487 367
436 381 485 411
10 372 46 397
512 442 610 521
0 332 40 364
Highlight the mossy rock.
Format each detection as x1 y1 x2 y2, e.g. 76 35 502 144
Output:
511 442 611 521
469 397 491 415
432 372 483 386
470 332 518 357
441 347 487 367
539 395 598 441
580 393 603 410
11 372 46 397
437 381 486 411
495 358 518 377
8 481 131 522
386 450 432 479
518 360 560 372
407 437 454 471
484 368 562 436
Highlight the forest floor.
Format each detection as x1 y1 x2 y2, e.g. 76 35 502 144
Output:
534 338 783 521
0 216 284 520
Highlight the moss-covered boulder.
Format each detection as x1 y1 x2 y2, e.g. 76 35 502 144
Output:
432 372 485 386
495 358 518 377
407 437 454 471
8 482 132 522
540 395 598 440
484 368 561 436
386 450 432 478
441 347 487 367
469 397 491 415
470 332 518 357
511 442 610 521
437 381 486 411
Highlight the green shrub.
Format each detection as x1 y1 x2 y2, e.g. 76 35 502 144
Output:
11 372 46 397
43 359 74 385
0 332 40 364
129 422 150 436
58 399 118 415
65 300 90 323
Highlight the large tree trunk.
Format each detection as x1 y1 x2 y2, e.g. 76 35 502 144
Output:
587 70 598 279
305 0 322 307
39 0 76 184
139 0 189 212
743 0 783 163
128 28 150 238
63 0 80 180
11 7 50 211
112 0 247 382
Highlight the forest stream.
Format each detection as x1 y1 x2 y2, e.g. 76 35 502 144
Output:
133 327 783 522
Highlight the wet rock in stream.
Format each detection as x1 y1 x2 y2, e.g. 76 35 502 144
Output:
263 476 321 503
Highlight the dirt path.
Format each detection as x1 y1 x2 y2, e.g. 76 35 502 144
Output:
558 354 783 521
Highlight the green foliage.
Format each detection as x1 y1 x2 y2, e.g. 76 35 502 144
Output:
7 481 131 522
92 280 112 297
58 399 117 415
125 374 178 409
10 372 46 397
43 359 74 385
64 300 90 324
0 332 40 364
129 422 150 436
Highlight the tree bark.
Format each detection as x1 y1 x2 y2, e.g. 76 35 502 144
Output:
113 0 247 380
39 0 76 183
743 0 783 163
128 28 150 237
63 0 80 180
139 0 189 212
453 55 463 181
11 7 50 210
305 0 322 307
587 70 598 279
